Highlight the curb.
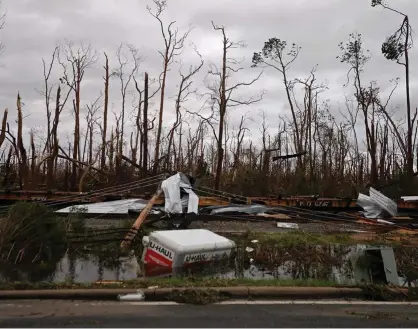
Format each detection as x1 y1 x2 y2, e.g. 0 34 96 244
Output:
0 287 370 301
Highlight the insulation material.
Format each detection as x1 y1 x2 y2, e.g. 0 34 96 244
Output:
160 173 199 214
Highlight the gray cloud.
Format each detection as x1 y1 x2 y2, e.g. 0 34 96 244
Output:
0 0 417 149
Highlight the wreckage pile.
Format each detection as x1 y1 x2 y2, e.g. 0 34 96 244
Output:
51 172 418 239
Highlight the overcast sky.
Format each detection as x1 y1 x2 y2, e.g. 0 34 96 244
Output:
0 0 417 151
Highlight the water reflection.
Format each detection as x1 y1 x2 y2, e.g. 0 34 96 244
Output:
53 253 139 283
0 244 417 287
24 245 360 284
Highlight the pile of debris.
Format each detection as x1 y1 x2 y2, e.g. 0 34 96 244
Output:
54 172 418 236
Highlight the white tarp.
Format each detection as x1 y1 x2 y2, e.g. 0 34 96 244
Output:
160 173 199 214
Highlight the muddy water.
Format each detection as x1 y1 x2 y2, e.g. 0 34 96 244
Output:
46 252 356 284
1 244 416 286
8 244 363 284
53 254 139 282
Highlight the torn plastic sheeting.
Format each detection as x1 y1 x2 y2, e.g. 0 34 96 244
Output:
160 173 199 214
182 186 199 215
210 205 268 215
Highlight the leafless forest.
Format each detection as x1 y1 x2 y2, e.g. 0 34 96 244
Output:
0 0 416 198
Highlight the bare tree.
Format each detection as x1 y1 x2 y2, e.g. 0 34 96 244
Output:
166 48 204 170
230 115 249 179
35 47 74 189
293 66 327 177
372 0 415 179
84 96 102 164
252 38 301 155
0 2 5 58
16 94 28 188
101 52 110 170
142 73 151 176
112 43 141 156
205 21 264 190
147 0 193 173
338 33 380 186
340 96 361 186
58 41 98 189
38 47 59 155
0 108 7 150
47 86 62 188
132 73 159 174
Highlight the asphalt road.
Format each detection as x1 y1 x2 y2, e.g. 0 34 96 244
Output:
1 300 418 328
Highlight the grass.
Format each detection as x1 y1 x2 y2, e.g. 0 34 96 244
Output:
79 221 414 250
0 278 346 291
240 231 355 246
229 230 414 247
361 284 416 301
168 288 230 305
1 279 418 304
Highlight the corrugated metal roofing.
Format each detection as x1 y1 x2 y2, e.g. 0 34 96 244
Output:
369 187 397 217
401 196 418 202
357 188 398 219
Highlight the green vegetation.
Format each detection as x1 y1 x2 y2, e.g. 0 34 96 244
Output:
0 202 67 251
0 277 347 291
234 230 355 246
0 202 67 281
0 280 417 305
362 284 418 301
1 204 417 292
229 230 413 248
168 288 230 305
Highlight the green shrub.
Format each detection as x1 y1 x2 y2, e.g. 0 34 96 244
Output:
0 202 67 265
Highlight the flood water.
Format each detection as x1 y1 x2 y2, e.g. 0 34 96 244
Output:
1 244 416 287
47 251 356 284
0 244 367 284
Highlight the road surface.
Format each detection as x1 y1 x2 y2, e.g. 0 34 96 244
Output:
1 300 418 327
